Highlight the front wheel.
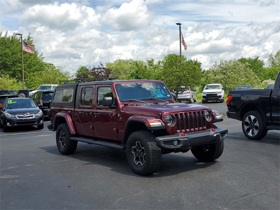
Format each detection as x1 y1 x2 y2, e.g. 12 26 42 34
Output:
242 111 267 140
126 131 161 176
56 124 77 155
191 140 224 162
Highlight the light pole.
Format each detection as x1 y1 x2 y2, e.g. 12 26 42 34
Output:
15 33 25 89
176 22 182 57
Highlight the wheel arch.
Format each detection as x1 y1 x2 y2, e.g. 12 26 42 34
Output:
123 120 148 145
54 112 76 135
240 103 262 120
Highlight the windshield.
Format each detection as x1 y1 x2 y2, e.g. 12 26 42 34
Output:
116 82 172 102
5 99 37 109
205 85 221 90
38 85 55 90
42 92 53 100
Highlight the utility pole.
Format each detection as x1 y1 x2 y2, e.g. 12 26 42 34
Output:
176 22 182 57
15 33 25 89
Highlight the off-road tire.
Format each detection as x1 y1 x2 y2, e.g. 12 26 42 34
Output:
242 111 267 140
191 140 224 162
56 123 77 155
126 131 162 176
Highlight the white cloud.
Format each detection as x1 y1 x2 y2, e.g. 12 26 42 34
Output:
102 0 151 31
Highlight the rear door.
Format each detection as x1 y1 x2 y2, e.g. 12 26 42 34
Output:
73 85 94 136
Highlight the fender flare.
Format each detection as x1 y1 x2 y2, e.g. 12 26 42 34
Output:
54 112 76 135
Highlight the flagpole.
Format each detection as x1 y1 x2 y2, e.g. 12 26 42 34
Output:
15 33 25 89
176 22 182 57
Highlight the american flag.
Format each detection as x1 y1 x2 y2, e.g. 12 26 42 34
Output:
22 40 35 54
181 34 187 50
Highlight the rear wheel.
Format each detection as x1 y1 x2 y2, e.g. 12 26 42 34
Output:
126 131 161 175
242 111 267 140
191 140 224 162
56 124 77 155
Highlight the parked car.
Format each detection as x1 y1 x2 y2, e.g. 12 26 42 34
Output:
0 97 44 132
202 83 224 103
29 84 58 97
177 86 197 103
48 79 228 176
235 85 253 90
227 72 280 140
31 90 54 118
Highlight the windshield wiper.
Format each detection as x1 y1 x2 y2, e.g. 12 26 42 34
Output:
144 98 169 102
123 99 147 103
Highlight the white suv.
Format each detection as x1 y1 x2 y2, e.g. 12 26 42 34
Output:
202 83 224 103
29 84 58 97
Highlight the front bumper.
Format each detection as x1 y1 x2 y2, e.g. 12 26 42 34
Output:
3 116 43 128
155 127 228 150
202 94 223 101
178 95 191 100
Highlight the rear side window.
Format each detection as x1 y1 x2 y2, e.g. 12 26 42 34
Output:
80 87 93 106
42 92 53 100
53 88 74 103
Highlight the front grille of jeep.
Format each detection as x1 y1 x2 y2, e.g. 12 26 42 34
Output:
175 111 207 132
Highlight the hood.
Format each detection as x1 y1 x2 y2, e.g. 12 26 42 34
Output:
121 102 209 116
6 107 40 115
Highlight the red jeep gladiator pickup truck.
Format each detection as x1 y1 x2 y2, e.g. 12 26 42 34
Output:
48 79 228 175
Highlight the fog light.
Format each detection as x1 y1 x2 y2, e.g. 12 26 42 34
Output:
173 140 178 146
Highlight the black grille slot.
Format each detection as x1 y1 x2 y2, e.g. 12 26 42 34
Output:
175 111 206 132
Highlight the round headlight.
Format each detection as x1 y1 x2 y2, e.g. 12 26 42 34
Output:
204 110 212 122
164 115 173 126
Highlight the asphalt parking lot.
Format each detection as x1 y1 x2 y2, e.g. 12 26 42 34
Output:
0 102 279 210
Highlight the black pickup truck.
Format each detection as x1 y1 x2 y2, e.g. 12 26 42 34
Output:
226 72 280 140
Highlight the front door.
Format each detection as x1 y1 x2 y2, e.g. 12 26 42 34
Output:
93 86 119 141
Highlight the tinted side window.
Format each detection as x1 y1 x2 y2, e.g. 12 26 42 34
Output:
80 87 93 106
42 92 53 100
97 87 112 106
53 88 74 103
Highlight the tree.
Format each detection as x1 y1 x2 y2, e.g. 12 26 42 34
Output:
238 57 265 81
106 59 135 80
0 74 21 90
205 60 260 93
27 64 70 88
268 50 280 68
0 33 70 89
76 66 92 79
161 54 202 97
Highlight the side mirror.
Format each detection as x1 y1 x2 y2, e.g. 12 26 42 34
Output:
102 97 113 106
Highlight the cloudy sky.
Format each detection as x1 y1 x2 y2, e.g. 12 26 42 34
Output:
1 0 280 75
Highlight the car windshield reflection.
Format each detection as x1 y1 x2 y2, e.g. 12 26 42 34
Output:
116 82 172 102
5 99 36 109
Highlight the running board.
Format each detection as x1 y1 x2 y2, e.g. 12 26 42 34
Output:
70 136 125 149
